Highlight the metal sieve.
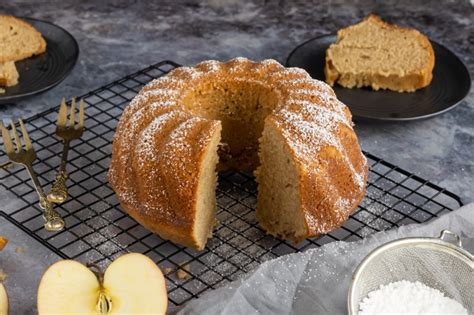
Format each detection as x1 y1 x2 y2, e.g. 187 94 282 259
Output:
348 230 474 314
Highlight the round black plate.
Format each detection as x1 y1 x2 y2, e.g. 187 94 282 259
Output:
286 35 471 121
0 17 79 104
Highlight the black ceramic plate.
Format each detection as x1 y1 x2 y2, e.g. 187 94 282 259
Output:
286 35 471 121
0 17 79 104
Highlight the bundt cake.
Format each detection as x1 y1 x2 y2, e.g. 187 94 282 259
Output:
108 58 368 250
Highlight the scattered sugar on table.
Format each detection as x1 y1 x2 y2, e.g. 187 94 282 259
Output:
358 280 467 315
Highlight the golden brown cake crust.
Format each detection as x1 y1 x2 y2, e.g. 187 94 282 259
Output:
109 58 368 249
325 15 435 92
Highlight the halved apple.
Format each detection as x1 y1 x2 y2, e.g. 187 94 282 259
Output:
0 235 7 315
0 283 7 315
37 253 167 314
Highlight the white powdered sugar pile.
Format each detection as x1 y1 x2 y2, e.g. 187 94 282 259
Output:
358 280 468 315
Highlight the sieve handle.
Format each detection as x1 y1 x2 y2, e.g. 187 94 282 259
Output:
439 230 463 248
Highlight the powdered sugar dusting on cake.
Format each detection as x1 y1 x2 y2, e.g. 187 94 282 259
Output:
123 101 179 150
352 166 366 188
144 76 182 90
308 187 357 233
276 77 317 85
162 118 199 189
174 66 205 80
305 211 330 233
292 88 327 96
267 67 310 81
335 197 351 212
227 57 252 73
128 90 177 119
161 117 215 194
130 89 179 111
281 67 311 77
165 116 203 156
261 59 281 67
232 77 265 85
277 102 365 191
196 60 221 72
285 79 335 95
146 88 179 97
302 104 349 127
110 58 368 245
277 108 345 158
137 111 181 165
230 57 251 63
148 100 176 110
274 91 366 232
281 83 345 113
285 98 346 116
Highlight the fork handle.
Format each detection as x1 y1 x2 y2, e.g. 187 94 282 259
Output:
47 140 70 204
25 164 65 232
39 196 66 232
48 170 69 204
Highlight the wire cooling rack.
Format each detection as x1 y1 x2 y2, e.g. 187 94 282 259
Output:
0 60 463 310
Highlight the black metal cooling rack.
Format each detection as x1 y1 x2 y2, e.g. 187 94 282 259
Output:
0 60 463 310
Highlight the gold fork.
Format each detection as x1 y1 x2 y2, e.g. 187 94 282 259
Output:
1 119 65 232
47 98 84 204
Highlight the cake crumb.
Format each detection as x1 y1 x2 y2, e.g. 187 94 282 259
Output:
0 237 8 251
163 267 173 275
15 247 24 254
176 264 191 280
0 269 6 281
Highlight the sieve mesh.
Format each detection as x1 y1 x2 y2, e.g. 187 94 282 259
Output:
350 240 474 314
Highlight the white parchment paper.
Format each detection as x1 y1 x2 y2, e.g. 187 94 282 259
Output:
179 203 474 314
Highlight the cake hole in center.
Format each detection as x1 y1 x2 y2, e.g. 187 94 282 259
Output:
181 79 281 171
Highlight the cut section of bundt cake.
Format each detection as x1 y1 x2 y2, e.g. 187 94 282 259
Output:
255 118 307 241
109 58 368 250
193 124 221 248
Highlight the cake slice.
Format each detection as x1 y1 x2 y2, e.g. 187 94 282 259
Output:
0 15 46 63
0 15 47 88
255 118 307 242
325 15 435 92
0 61 19 87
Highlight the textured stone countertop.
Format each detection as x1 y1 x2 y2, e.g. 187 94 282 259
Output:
0 0 473 313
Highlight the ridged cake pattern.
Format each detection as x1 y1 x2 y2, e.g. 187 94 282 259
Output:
109 57 368 248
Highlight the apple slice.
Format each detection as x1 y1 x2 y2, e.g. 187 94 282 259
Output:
37 259 101 313
37 253 167 314
103 253 168 314
0 283 7 315
0 235 8 315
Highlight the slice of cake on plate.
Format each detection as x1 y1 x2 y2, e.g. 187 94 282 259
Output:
0 15 47 88
325 15 435 92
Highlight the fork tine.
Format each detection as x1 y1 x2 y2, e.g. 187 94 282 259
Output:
19 119 32 150
57 98 68 127
69 97 76 128
10 121 22 152
0 121 14 154
78 99 84 129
